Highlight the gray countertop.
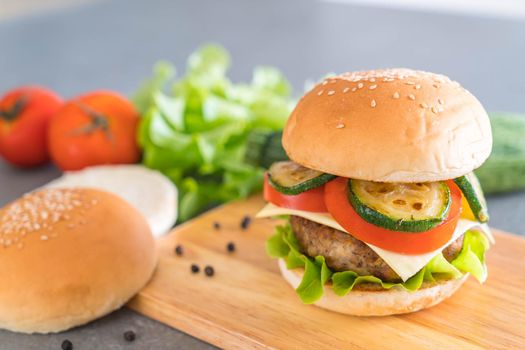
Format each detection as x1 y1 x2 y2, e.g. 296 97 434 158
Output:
0 0 524 348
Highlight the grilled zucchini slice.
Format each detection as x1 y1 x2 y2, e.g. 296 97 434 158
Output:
348 180 451 232
454 173 489 223
268 161 336 195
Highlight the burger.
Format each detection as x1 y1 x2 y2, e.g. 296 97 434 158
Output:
257 68 494 316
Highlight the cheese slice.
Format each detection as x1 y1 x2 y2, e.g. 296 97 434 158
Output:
256 203 494 281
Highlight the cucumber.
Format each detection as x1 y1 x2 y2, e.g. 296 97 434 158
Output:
348 180 451 232
453 173 489 223
268 161 336 195
475 113 525 194
245 129 288 169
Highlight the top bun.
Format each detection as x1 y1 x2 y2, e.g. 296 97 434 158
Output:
0 188 156 334
283 68 492 182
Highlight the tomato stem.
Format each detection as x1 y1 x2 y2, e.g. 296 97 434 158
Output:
70 102 113 141
0 95 28 122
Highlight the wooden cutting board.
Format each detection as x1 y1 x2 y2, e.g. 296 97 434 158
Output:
128 196 525 350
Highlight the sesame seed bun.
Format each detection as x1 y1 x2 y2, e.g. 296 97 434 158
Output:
0 189 157 334
278 259 468 316
283 69 492 182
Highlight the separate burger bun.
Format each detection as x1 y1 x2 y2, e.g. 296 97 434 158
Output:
283 69 492 182
278 259 467 316
0 189 157 334
45 164 178 237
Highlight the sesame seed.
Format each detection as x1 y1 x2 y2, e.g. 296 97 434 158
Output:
369 84 377 90
369 78 376 82
336 123 345 129
433 84 440 88
317 90 324 96
431 106 438 114
327 90 335 96
0 189 89 250
343 87 350 93
408 94 416 101
393 92 400 99
357 83 364 89
438 99 444 105
322 80 328 86
420 103 428 109
414 84 421 90
371 99 377 108
406 81 415 85
351 87 357 92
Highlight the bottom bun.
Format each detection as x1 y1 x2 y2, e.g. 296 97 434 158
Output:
278 259 467 316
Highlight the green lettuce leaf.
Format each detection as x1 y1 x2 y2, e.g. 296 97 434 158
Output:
452 228 490 283
134 44 294 222
133 61 176 115
266 223 490 304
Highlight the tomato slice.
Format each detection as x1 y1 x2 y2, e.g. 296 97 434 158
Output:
264 174 328 212
324 177 462 255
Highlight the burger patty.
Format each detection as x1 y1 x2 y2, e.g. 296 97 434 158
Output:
290 216 464 282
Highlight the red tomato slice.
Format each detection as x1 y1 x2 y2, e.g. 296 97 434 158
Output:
263 174 328 212
324 177 462 255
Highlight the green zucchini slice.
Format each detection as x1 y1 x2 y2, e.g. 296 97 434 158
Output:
348 180 452 232
453 173 489 223
268 161 336 195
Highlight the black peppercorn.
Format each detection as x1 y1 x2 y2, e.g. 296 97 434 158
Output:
226 242 235 253
123 330 136 342
191 264 200 273
204 265 215 277
61 340 73 350
240 216 251 230
213 221 221 230
175 245 184 256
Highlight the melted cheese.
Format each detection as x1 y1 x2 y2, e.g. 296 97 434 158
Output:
256 203 494 281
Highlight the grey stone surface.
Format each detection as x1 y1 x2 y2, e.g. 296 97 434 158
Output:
0 308 216 350
0 0 524 348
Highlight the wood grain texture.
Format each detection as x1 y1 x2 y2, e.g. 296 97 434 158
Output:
128 196 525 350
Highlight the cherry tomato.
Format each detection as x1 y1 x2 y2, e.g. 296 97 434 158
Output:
0 86 62 167
263 174 328 212
324 177 462 255
48 91 140 171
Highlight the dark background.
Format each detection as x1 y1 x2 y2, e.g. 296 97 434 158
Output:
0 0 523 348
